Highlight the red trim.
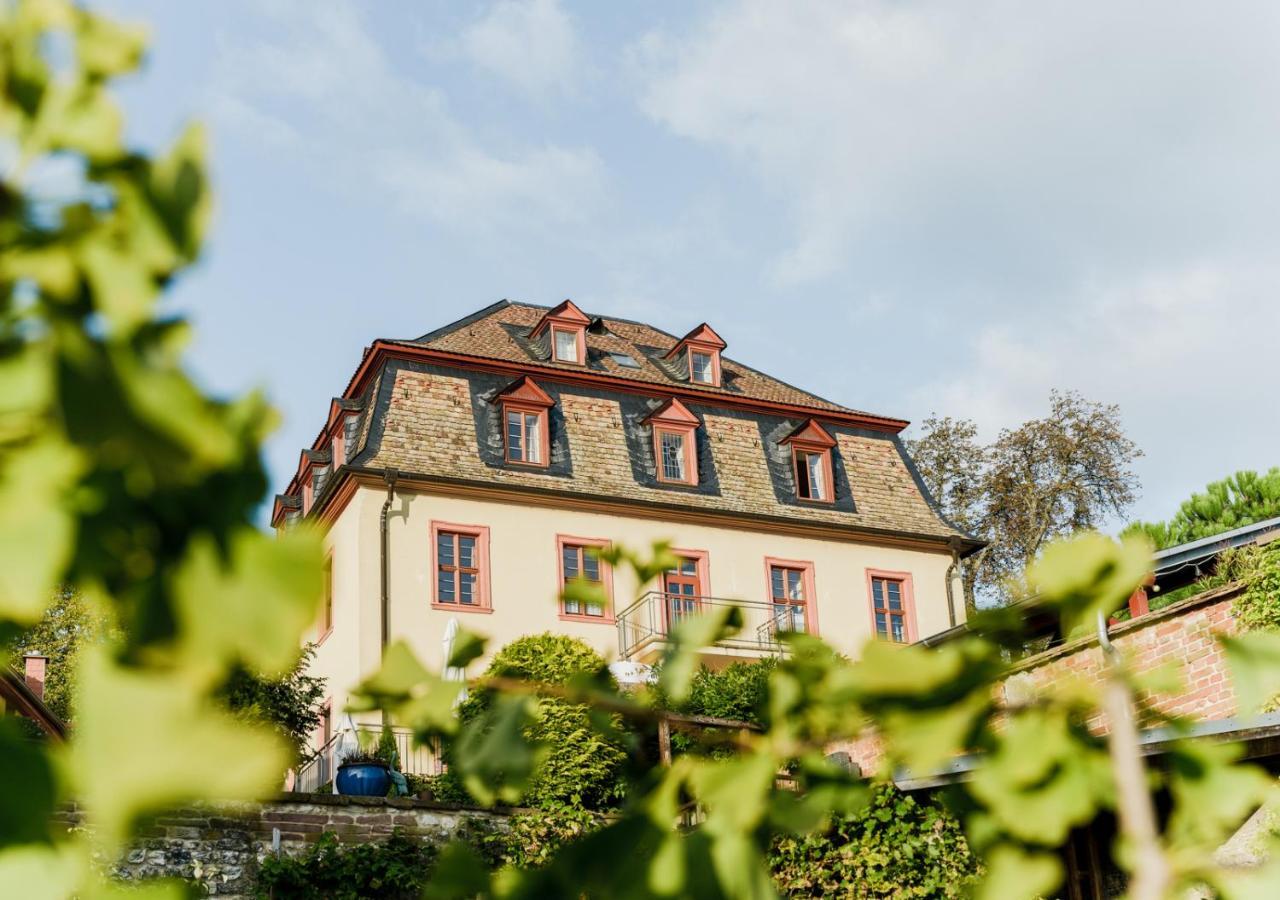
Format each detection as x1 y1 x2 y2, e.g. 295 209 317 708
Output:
865 568 917 643
653 424 698 485
430 521 493 613
315 552 334 645
791 445 836 504
496 375 555 408
764 557 820 635
781 419 837 449
502 402 551 468
549 324 587 365
555 535 615 623
530 299 591 337
642 396 700 427
660 549 711 633
686 346 722 388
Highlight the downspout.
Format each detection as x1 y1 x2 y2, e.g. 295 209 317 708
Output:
379 468 398 651
944 540 962 628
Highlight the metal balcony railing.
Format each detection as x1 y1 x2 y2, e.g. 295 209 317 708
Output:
289 723 443 794
615 591 804 660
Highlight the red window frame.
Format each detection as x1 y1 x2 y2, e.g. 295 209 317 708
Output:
556 535 615 623
550 325 585 365
687 346 721 386
654 426 697 485
866 569 916 644
792 445 834 503
316 553 334 644
764 557 818 636
430 522 492 613
503 402 550 467
661 549 710 631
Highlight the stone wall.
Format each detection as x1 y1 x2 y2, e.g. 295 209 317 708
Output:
54 793 517 899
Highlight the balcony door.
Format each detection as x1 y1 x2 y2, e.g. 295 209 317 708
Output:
663 556 703 626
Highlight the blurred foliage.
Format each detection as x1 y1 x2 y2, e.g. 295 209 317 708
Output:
213 644 326 765
1126 468 1280 550
255 830 434 900
470 803 604 871
0 1 322 893
355 535 1280 899
768 783 980 898
432 633 628 811
908 391 1142 609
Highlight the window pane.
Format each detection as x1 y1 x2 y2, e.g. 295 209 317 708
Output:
460 572 476 605
806 452 826 499
459 536 475 569
787 569 803 600
525 413 541 463
691 352 713 383
871 578 884 607
554 329 577 362
438 570 455 603
680 559 697 576
795 453 812 498
875 611 887 636
562 546 579 580
887 581 902 611
891 615 905 643
770 567 784 599
660 431 686 481
583 553 600 582
437 534 454 566
565 596 581 615
506 410 523 460
586 601 604 617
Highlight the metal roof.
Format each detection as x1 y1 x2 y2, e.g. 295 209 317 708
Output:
1153 515 1280 578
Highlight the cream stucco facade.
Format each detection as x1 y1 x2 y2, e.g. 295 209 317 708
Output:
308 482 964 713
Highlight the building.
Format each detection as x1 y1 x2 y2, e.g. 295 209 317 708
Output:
273 300 979 716
0 654 66 740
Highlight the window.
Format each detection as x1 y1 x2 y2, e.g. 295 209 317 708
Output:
317 554 333 640
553 327 580 363
505 406 545 465
660 430 686 481
794 448 829 501
868 571 915 643
663 552 708 627
432 523 491 611
690 350 715 384
767 561 814 635
558 537 613 620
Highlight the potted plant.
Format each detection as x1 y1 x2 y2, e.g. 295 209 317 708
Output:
335 731 392 797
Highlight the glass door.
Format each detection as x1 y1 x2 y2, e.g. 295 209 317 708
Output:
663 556 702 629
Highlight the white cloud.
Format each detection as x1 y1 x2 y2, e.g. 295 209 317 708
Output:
210 0 604 233
909 259 1280 522
634 0 1280 287
457 0 580 98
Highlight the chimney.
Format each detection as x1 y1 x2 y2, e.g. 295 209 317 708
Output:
23 654 48 701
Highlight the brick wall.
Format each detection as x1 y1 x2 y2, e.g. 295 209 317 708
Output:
833 584 1243 776
55 793 517 898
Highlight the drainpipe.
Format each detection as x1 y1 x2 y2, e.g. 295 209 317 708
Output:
379 468 398 650
944 540 962 628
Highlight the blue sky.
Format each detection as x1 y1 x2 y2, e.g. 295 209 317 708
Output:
99 0 1280 527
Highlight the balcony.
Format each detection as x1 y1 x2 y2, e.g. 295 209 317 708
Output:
616 591 803 664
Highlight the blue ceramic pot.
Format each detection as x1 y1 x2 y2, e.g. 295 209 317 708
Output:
336 762 391 797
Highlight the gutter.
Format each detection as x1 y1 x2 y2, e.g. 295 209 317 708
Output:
379 468 398 650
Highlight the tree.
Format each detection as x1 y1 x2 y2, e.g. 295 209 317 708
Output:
1125 467 1280 550
908 391 1142 609
215 646 327 764
3 589 114 723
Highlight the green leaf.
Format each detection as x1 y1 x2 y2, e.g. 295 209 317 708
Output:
350 640 432 705
72 648 290 850
0 436 83 622
1027 532 1152 635
976 846 1061 900
0 844 80 900
560 576 609 613
422 841 491 900
454 694 543 806
447 627 486 670
173 528 322 680
74 6 147 78
659 605 744 703
1222 632 1280 714
881 690 989 776
1165 740 1271 848
0 719 57 848
146 123 211 264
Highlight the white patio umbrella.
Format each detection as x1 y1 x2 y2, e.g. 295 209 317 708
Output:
441 616 467 684
331 712 361 794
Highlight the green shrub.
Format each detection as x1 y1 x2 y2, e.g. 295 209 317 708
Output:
255 830 435 899
768 784 980 898
471 803 603 870
1230 543 1280 633
444 634 628 811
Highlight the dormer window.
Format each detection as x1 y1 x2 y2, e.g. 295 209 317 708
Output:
553 327 581 364
781 419 837 503
644 398 700 487
495 376 554 468
530 299 590 366
665 323 727 388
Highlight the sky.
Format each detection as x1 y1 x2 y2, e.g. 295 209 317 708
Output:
98 0 1280 528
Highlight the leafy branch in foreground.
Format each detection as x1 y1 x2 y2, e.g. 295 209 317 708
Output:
0 1 322 894
355 536 1280 899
